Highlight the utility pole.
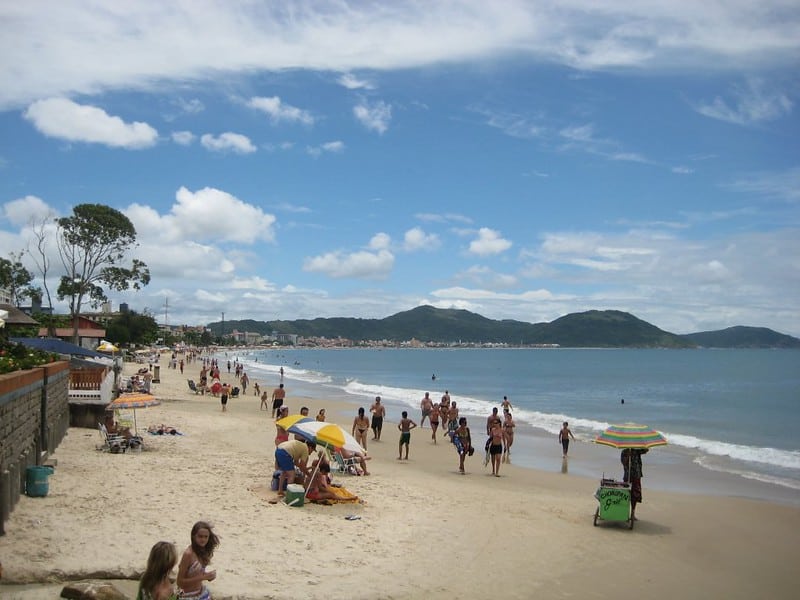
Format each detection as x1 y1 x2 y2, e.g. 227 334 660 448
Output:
221 312 225 343
164 297 169 328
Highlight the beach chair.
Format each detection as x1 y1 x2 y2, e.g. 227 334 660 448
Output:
187 379 199 394
98 423 128 453
332 451 360 475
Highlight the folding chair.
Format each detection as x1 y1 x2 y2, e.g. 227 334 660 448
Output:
98 423 128 453
331 450 360 475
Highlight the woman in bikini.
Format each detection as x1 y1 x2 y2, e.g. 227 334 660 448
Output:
351 407 370 451
502 410 515 463
429 403 441 444
137 541 178 600
177 521 219 600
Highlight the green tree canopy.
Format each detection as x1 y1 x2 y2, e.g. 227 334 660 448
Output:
0 253 37 306
56 204 150 342
105 309 160 345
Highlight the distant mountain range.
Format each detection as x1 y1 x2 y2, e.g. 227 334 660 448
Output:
208 307 800 348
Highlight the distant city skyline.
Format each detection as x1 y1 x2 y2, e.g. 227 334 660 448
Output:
1 2 798 336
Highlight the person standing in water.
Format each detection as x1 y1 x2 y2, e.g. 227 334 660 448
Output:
558 421 575 458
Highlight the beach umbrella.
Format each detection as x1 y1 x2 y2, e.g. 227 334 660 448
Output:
276 414 313 430
594 423 668 449
96 340 119 353
287 420 365 453
107 392 160 435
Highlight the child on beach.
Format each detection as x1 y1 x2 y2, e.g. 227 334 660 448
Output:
397 410 418 460
177 521 219 600
137 541 178 600
559 421 575 458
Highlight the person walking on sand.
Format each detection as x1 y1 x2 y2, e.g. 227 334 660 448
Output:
430 402 441 443
370 396 385 441
177 521 219 600
352 407 370 451
260 390 269 411
138 541 178 600
446 401 459 438
271 383 286 418
420 392 433 428
453 417 473 474
220 383 230 412
502 409 515 463
488 418 504 476
559 421 575 458
397 410 417 460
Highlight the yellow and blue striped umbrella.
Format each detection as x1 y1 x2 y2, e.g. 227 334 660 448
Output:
594 423 667 449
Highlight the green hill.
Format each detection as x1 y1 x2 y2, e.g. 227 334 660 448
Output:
210 307 699 347
682 326 800 348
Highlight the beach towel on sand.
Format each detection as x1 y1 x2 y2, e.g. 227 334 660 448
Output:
308 486 360 505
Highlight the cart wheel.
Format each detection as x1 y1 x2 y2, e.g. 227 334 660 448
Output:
593 508 599 526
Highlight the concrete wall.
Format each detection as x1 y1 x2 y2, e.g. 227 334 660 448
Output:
0 361 70 535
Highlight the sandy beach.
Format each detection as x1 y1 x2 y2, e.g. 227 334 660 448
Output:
1 355 798 600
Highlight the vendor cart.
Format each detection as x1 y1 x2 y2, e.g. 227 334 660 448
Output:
593 478 633 529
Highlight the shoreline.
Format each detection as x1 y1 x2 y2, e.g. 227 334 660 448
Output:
237 353 800 507
0 354 798 599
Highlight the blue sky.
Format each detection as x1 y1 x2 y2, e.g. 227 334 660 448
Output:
1 1 799 336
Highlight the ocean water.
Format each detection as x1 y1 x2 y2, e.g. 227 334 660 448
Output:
225 347 800 501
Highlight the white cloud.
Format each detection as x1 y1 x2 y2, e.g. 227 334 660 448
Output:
303 249 394 280
369 233 391 251
353 100 392 134
415 212 473 225
171 131 195 145
175 97 204 114
126 186 276 246
2 3 799 109
726 166 800 203
2 195 52 227
672 166 694 174
693 79 793 125
23 98 158 149
307 140 345 156
403 227 440 252
247 96 314 126
200 132 256 154
468 228 512 256
337 73 375 90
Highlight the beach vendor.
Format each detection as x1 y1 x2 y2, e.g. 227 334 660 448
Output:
274 439 317 496
621 448 649 520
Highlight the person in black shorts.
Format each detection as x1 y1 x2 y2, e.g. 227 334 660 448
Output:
369 396 385 441
271 383 286 418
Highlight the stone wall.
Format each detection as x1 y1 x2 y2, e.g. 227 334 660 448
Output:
0 361 70 535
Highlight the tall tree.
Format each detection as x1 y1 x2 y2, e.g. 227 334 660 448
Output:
56 204 150 344
0 253 37 306
26 214 56 311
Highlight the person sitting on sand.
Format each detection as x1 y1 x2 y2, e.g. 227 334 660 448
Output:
316 408 326 422
137 541 178 600
306 462 359 503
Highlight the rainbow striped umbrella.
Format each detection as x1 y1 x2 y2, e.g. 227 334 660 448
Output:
594 423 667 449
107 393 160 435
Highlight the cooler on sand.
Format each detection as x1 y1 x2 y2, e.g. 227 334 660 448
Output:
593 478 633 529
285 483 305 507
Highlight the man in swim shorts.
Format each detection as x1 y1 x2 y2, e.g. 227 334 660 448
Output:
370 396 386 441
420 392 433 428
274 439 316 496
271 383 286 418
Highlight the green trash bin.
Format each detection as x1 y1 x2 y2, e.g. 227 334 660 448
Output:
26 466 53 497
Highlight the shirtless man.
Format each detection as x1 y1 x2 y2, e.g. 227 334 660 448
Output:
369 396 386 441
397 410 418 460
446 401 459 438
271 383 286 418
420 392 434 428
559 421 576 458
501 395 513 412
486 407 500 436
